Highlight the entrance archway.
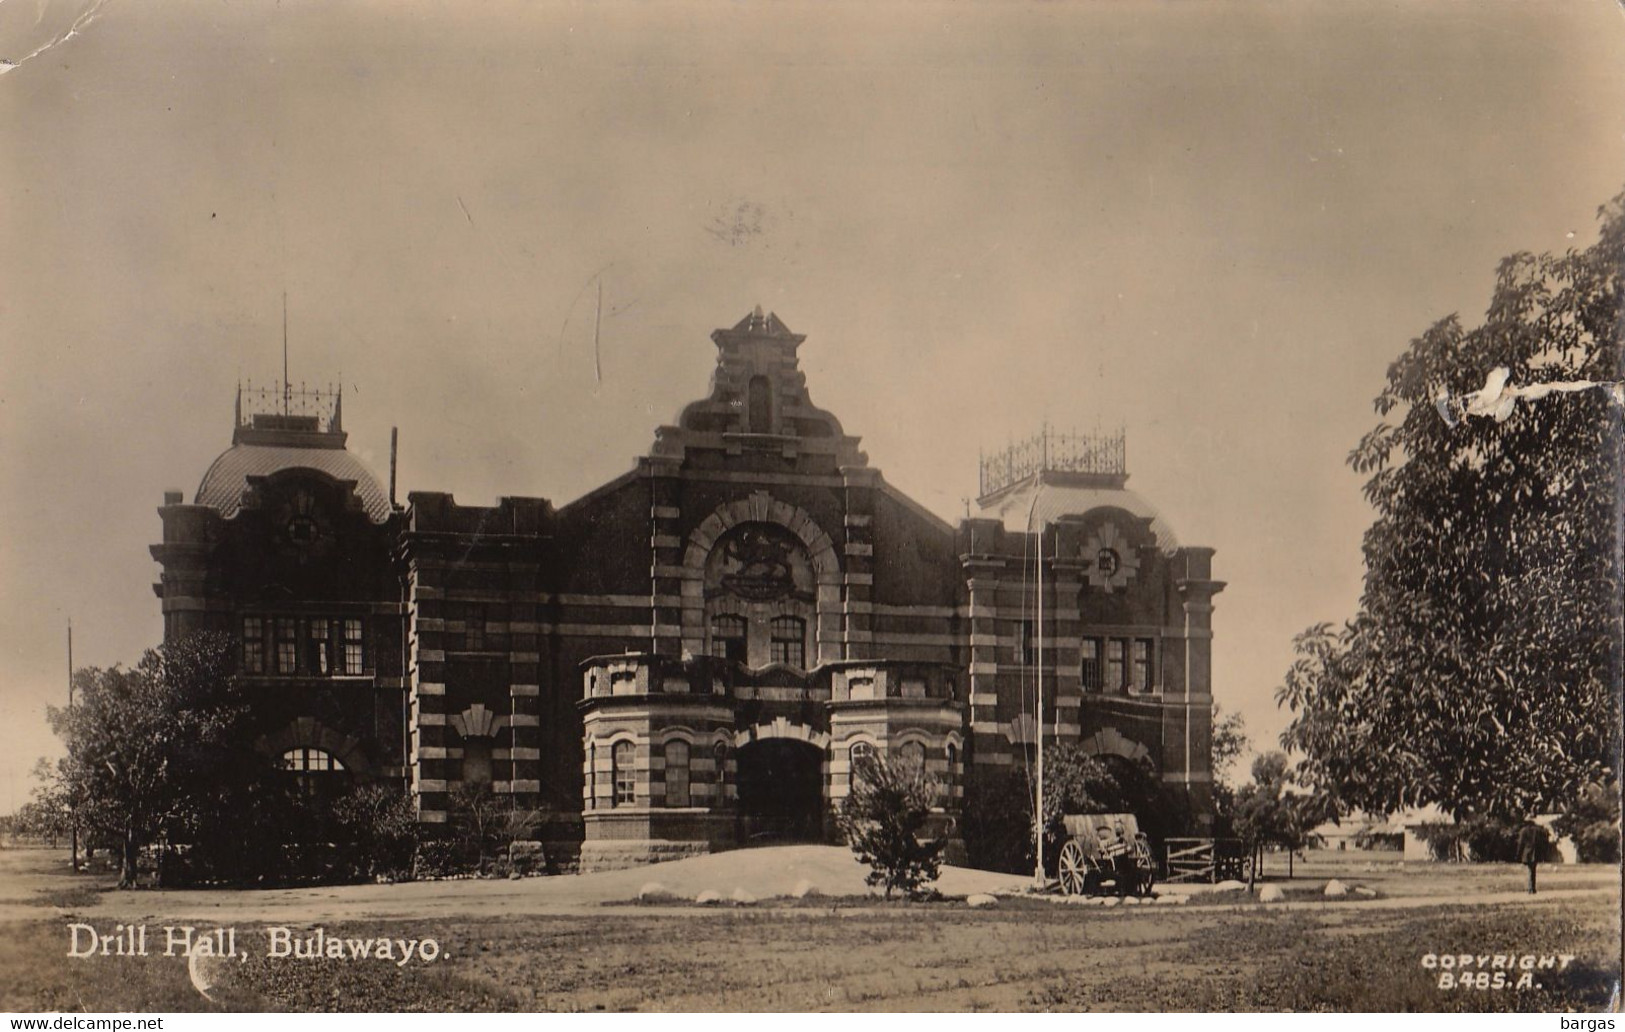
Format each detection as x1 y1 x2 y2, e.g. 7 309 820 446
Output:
734 739 825 844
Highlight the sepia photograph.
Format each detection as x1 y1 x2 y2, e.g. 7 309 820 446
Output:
0 0 1621 1016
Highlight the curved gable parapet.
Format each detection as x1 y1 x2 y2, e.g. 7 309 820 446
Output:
650 308 868 468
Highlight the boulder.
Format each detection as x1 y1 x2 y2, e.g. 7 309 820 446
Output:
1354 886 1378 897
1258 884 1286 903
1214 880 1247 892
729 888 757 906
637 881 676 903
791 879 821 899
1323 879 1349 897
1101 896 1121 908
694 889 724 905
966 893 998 909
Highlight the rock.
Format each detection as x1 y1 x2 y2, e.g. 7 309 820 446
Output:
1214 880 1247 892
1121 896 1140 906
791 879 821 899
1354 886 1378 897
508 872 522 881
637 881 676 903
729 888 756 906
1258 885 1286 903
694 889 724 905
966 893 998 908
1323 879 1348 897
1101 896 1121 908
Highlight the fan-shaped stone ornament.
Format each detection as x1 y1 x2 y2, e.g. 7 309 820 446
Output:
1083 522 1139 592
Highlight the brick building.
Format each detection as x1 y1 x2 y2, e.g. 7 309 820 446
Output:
151 309 1224 870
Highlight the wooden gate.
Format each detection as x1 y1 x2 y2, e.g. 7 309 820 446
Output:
1164 837 1251 882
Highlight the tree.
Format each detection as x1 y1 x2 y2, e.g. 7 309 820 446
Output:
1232 752 1332 880
1211 706 1250 788
1279 191 1624 822
1210 706 1251 829
46 633 254 886
837 752 945 899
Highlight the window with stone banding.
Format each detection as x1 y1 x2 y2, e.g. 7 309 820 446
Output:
612 740 636 807
275 618 298 674
710 614 747 663
1131 638 1153 693
770 615 805 667
242 616 264 673
1080 637 1102 692
664 740 691 808
1106 638 1126 693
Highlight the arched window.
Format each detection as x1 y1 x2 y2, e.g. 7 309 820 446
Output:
710 614 748 663
849 742 876 785
280 748 346 798
588 742 597 809
946 743 959 800
612 741 636 807
747 374 773 433
664 740 691 808
898 740 926 772
770 616 805 667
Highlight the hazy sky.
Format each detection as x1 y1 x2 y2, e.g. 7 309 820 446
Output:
2 0 1623 811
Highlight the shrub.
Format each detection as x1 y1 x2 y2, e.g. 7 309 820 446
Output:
838 752 944 899
1553 782 1621 863
333 784 419 879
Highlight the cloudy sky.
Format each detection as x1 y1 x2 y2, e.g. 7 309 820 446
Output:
2 0 1622 810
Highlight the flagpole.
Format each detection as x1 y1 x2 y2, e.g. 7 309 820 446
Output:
68 620 78 872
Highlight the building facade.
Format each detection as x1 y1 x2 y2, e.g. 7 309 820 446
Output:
152 309 1224 870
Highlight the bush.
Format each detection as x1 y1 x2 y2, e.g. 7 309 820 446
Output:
1413 816 1526 862
1554 782 1621 863
412 839 471 879
333 784 419 880
838 753 945 899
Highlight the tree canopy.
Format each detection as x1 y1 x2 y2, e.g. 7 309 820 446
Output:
1278 192 1624 821
45 632 262 885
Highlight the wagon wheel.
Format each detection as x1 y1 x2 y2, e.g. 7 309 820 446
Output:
1133 838 1157 897
1058 840 1090 896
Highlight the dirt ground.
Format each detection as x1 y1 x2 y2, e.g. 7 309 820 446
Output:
0 846 1618 1012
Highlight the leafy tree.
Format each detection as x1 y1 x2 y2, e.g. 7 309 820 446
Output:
1211 706 1250 787
1279 192 1624 822
838 752 945 899
46 633 253 886
1232 752 1332 879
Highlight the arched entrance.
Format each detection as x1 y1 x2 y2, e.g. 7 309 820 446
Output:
734 739 825 844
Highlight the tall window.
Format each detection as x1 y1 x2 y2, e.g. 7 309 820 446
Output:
664 740 691 808
612 741 636 807
849 742 876 782
307 619 331 676
945 742 959 801
769 616 805 667
275 618 298 674
747 374 773 433
1106 638 1126 693
342 619 365 675
1017 620 1034 665
710 614 747 663
1080 638 1102 692
897 740 926 772
1131 639 1153 693
242 616 265 674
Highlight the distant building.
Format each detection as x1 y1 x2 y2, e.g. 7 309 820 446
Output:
151 309 1225 869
